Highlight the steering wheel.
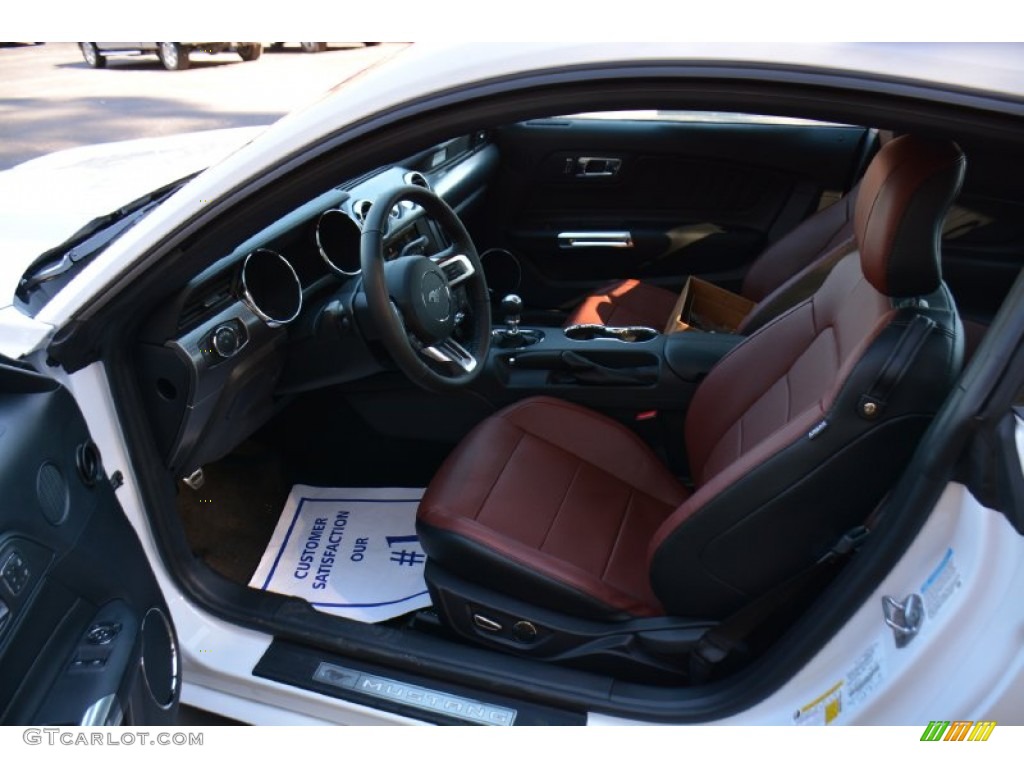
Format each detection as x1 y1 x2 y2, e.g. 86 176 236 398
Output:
360 185 491 391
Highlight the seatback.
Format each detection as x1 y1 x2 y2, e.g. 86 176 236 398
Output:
740 183 858 302
647 136 966 619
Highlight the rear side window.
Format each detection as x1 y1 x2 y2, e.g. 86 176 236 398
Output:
564 110 848 127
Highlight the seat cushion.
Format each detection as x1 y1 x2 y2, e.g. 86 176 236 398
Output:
564 279 679 329
417 396 689 618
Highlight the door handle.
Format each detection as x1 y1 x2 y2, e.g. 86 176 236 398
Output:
558 231 634 249
574 156 622 177
81 693 124 726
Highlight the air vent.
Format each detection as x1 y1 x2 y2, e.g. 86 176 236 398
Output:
352 199 399 232
178 271 234 332
352 199 374 224
404 171 430 190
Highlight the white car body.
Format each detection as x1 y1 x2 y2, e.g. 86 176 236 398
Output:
0 127 266 358
2 42 1023 727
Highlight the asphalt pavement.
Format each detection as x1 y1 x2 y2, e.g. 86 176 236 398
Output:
0 42 401 170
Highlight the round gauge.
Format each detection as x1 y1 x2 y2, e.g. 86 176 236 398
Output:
240 248 303 327
316 208 362 276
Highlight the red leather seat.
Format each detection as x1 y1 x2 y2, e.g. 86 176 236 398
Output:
565 182 859 332
419 136 965 638
417 396 689 618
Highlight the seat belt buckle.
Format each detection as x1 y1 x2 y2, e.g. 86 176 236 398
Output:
689 632 729 683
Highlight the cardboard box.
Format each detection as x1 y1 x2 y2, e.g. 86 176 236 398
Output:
664 277 756 334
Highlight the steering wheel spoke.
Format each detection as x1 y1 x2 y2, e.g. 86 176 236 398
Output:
433 252 476 286
422 337 478 373
428 243 458 263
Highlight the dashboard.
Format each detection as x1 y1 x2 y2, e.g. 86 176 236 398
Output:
134 133 499 477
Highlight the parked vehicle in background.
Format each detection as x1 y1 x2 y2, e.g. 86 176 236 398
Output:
267 42 381 53
78 42 263 71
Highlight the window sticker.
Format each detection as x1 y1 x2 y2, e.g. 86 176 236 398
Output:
921 548 961 620
793 681 843 725
845 641 886 712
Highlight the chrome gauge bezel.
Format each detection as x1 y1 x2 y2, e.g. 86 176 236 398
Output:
315 208 363 277
240 248 303 327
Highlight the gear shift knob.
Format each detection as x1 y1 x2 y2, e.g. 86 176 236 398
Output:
501 293 523 316
501 293 522 335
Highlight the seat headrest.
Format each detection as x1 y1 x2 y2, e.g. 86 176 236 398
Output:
855 135 965 297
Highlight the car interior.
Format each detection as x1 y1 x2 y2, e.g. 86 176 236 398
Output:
16 91 1024 724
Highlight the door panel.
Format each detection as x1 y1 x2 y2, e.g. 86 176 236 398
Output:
483 115 871 310
0 361 177 725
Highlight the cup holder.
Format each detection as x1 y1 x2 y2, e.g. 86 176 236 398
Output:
564 324 659 343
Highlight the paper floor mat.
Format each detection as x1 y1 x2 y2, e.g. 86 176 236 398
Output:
249 486 430 623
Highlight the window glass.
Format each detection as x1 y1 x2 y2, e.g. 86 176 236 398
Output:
566 110 846 127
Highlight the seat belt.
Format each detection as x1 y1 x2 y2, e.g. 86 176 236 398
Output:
688 525 869 682
690 489 895 683
858 313 936 420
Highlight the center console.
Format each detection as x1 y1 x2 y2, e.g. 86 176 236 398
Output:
482 302 743 413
